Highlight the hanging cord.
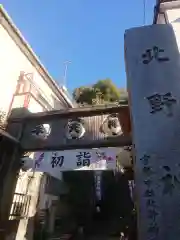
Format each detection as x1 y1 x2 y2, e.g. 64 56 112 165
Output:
143 0 146 25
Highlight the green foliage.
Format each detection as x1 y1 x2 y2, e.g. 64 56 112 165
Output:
73 86 97 105
93 79 120 102
73 79 127 105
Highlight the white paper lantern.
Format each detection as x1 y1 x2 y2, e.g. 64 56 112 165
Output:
116 148 133 168
65 120 85 140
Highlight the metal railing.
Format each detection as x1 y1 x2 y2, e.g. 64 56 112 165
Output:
9 192 31 220
24 73 54 110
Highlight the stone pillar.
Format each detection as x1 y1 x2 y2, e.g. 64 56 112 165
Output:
125 24 180 240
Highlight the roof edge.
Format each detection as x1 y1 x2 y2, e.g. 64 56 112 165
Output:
153 0 180 24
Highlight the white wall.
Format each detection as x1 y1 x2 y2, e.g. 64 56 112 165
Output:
38 174 59 210
166 8 180 23
0 17 66 240
0 24 59 115
156 8 180 53
164 9 180 52
11 95 26 109
28 97 44 113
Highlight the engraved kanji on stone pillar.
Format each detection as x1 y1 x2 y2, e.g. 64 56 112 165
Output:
125 24 180 240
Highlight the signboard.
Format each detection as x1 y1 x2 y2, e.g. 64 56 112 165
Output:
22 148 118 179
22 152 63 180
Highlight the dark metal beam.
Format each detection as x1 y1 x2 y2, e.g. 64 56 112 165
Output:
7 107 131 152
8 104 128 122
21 134 132 151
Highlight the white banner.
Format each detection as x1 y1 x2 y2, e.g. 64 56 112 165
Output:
22 152 63 180
22 148 118 179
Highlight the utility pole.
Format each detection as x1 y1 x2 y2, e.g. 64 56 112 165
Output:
143 0 146 25
63 61 71 87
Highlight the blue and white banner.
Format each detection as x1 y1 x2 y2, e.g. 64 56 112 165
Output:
22 148 118 179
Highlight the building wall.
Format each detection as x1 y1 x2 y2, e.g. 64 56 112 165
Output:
0 7 73 240
9 76 68 239
28 97 44 113
0 24 62 115
155 3 180 51
166 8 180 22
10 81 67 239
166 8 180 50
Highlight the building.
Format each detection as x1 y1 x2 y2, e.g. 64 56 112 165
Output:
154 0 180 41
153 0 180 58
0 5 74 240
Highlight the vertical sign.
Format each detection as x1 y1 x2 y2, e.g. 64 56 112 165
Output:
94 171 102 201
125 24 180 240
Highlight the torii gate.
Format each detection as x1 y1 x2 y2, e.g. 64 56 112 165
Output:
1 24 180 240
0 103 131 238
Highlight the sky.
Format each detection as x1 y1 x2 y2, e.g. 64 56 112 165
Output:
1 0 156 92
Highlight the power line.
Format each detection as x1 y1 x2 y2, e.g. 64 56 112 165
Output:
143 0 146 25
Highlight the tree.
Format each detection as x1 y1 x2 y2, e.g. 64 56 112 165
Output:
73 86 96 105
73 79 127 105
93 79 120 103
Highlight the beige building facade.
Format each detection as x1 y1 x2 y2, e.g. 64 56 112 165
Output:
0 5 73 240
